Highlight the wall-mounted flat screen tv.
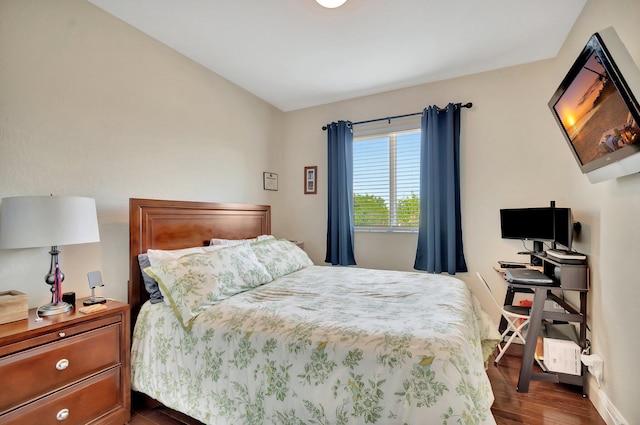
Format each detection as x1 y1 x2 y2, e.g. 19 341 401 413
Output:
549 27 640 183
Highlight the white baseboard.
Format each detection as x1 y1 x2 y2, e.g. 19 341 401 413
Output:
586 375 629 425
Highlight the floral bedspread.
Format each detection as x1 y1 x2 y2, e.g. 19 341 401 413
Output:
131 266 499 425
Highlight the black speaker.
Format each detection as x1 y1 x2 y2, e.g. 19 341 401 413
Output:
62 292 76 306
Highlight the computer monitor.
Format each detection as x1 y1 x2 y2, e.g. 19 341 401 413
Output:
500 207 573 251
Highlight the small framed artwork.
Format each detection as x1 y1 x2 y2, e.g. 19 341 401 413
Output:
263 172 278 191
304 166 317 194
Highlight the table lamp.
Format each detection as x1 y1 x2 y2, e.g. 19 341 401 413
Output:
0 196 100 316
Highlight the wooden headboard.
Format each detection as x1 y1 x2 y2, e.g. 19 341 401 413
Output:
128 198 271 325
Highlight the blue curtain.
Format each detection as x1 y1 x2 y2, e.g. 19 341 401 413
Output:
325 121 356 266
414 104 467 274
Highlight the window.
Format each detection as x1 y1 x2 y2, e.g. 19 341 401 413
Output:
353 128 421 231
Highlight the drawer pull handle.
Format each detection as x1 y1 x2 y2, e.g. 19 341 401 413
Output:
58 332 66 338
56 408 69 421
56 359 69 371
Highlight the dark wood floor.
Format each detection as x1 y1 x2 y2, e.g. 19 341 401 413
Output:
487 344 606 425
128 345 606 425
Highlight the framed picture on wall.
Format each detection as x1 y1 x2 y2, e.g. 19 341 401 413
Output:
263 172 278 191
304 166 317 194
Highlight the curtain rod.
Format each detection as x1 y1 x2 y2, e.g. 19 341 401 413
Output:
322 102 472 130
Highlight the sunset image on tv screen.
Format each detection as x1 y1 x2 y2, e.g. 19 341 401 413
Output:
553 51 639 165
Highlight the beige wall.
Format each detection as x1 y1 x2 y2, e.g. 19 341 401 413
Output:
276 1 639 423
0 0 284 304
1 0 638 423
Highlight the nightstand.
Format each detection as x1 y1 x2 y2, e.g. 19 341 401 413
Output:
0 299 130 424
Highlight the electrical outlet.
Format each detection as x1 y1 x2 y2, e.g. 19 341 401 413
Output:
582 354 603 388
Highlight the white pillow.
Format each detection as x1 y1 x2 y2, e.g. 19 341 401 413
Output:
209 234 275 247
147 245 228 305
251 238 313 278
147 245 226 266
144 243 273 329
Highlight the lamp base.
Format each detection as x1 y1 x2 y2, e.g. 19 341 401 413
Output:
38 301 73 316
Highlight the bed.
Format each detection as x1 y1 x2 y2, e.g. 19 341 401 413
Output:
128 198 499 425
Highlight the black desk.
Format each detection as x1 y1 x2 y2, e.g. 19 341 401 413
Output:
505 282 587 393
497 254 589 393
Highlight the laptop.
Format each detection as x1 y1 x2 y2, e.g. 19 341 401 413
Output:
504 268 557 286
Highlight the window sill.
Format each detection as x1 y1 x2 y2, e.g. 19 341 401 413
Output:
355 227 418 234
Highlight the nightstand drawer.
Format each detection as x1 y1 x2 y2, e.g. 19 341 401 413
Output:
0 322 121 412
0 366 122 425
0 315 122 358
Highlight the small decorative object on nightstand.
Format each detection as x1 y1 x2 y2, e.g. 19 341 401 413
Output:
0 291 28 325
0 299 131 424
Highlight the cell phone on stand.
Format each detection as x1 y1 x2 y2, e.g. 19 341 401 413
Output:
83 271 107 306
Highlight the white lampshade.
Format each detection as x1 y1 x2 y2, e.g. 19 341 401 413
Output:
0 196 100 249
0 195 100 316
316 0 347 8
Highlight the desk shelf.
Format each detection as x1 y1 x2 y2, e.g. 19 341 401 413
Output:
501 253 589 394
540 254 589 291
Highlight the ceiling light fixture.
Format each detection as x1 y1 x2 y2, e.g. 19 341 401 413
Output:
316 0 347 8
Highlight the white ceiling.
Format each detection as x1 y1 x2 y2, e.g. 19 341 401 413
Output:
88 0 587 112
